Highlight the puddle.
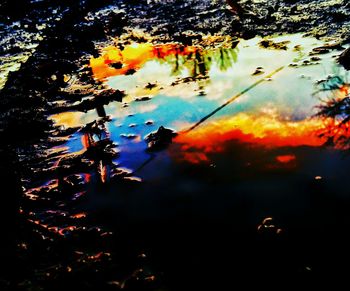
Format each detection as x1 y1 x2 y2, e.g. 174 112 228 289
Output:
51 34 349 174
44 33 350 235
24 28 350 288
6 0 350 287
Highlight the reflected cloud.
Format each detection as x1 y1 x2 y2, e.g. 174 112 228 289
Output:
174 111 324 164
276 154 296 163
50 111 86 128
136 103 158 114
50 111 99 128
90 43 154 80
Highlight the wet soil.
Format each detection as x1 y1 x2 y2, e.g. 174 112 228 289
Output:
1 0 350 290
122 0 350 43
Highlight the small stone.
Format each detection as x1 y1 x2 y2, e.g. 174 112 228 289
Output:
311 56 321 62
252 67 264 76
145 82 157 90
145 126 177 151
257 217 283 236
135 96 151 102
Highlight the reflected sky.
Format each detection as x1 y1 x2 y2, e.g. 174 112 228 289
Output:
50 33 349 181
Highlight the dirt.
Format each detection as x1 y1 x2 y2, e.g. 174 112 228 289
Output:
0 0 350 290
122 0 350 43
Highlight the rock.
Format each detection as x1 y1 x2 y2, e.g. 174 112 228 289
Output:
145 126 177 151
97 88 125 102
110 62 123 69
125 68 136 75
135 96 151 102
145 82 157 90
310 56 321 62
310 47 329 55
339 47 350 70
259 39 290 50
257 217 282 236
252 66 264 76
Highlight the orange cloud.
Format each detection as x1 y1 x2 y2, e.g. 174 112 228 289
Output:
174 113 325 164
49 111 86 128
90 43 198 81
276 154 296 163
181 152 210 164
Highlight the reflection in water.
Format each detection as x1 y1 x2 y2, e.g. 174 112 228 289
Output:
313 74 349 103
276 154 296 164
81 116 113 184
181 66 284 133
174 111 324 164
90 42 238 82
45 34 350 184
316 74 350 149
53 34 350 174
25 33 350 287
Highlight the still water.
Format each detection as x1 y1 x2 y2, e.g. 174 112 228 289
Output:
47 33 350 286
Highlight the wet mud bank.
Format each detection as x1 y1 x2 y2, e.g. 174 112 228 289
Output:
0 1 129 289
122 0 350 43
1 0 350 290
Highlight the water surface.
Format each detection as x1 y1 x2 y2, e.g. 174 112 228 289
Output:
47 33 350 285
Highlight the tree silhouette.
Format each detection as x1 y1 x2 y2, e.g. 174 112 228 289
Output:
316 74 350 149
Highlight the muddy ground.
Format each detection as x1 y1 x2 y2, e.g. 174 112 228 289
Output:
0 0 350 290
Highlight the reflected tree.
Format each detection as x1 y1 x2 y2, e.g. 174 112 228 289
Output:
80 106 117 184
315 74 350 149
213 47 238 71
151 43 239 96
155 44 239 78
